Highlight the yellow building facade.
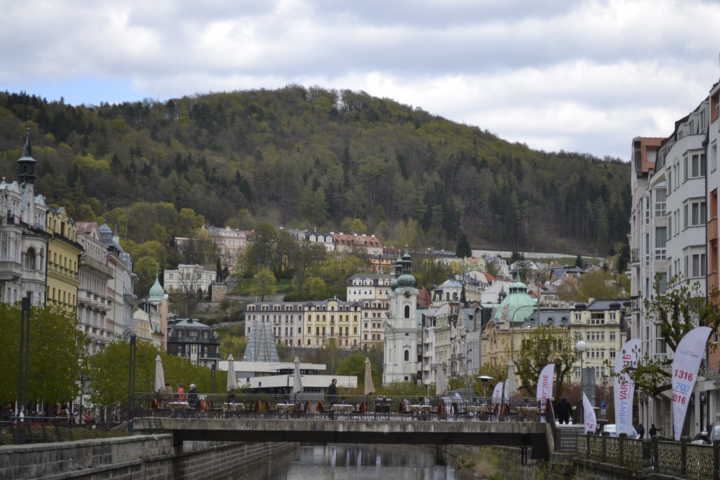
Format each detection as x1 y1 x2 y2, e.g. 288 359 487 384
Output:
46 207 82 313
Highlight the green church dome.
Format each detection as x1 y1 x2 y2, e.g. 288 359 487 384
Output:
494 282 536 324
395 274 416 289
149 275 165 301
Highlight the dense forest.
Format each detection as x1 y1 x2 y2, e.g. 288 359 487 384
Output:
0 88 629 255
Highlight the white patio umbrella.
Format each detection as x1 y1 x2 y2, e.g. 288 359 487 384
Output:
436 365 448 396
154 354 165 393
226 354 238 392
363 357 375 395
292 356 303 395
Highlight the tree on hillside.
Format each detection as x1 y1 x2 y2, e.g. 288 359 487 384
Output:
575 255 585 269
515 327 576 397
558 270 627 303
250 267 277 301
455 231 472 258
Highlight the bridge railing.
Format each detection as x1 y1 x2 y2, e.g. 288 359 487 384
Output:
131 392 544 422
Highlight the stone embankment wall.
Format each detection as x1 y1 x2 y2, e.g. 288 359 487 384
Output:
0 434 296 480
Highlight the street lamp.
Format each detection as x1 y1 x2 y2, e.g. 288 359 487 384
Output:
575 340 587 424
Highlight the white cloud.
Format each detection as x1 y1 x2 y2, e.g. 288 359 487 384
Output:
1 0 720 158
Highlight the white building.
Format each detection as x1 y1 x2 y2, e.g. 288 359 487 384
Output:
76 223 114 354
347 273 392 347
164 264 217 294
383 254 419 385
0 132 49 306
630 95 716 439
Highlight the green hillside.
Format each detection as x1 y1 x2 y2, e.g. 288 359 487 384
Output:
0 88 629 254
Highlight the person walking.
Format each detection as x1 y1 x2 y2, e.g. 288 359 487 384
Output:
177 384 186 402
327 379 338 419
188 384 199 410
557 398 571 425
649 424 659 439
636 423 645 439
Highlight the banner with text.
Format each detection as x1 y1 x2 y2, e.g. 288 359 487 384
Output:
614 338 641 436
536 363 555 410
672 326 712 441
583 392 597 434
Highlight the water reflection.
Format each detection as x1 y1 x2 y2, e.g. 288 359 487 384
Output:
268 445 455 480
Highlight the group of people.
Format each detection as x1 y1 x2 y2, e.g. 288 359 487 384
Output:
156 382 200 409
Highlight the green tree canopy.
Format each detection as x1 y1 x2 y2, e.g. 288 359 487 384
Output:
0 305 84 404
514 327 576 398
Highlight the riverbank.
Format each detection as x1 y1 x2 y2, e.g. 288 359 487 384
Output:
0 434 297 480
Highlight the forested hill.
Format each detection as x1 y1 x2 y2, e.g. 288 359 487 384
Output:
0 88 629 254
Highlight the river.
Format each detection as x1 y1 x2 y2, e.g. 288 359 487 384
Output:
250 444 457 480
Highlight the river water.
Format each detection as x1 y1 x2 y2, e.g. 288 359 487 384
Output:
255 444 457 480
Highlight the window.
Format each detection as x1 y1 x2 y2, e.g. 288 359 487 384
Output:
404 350 410 361
691 253 706 278
686 199 707 227
691 153 705 177
712 142 718 173
684 156 688 181
404 305 410 318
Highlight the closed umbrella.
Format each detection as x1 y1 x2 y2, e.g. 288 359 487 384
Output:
227 354 238 392
363 357 375 395
292 356 303 395
154 354 165 393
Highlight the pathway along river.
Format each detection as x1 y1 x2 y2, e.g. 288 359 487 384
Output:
242 444 457 480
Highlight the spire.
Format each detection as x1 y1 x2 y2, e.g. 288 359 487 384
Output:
22 128 32 157
17 127 37 184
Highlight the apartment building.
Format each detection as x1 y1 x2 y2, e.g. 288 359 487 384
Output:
630 96 714 438
245 298 364 350
347 273 392 347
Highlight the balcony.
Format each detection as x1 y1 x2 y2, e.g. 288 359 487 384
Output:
630 248 640 264
710 217 718 242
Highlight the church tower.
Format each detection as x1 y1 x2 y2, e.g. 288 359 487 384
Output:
383 252 419 385
17 129 37 185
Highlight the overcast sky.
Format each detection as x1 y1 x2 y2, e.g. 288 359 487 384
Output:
3 0 720 159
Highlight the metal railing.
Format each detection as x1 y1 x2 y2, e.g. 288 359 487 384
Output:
578 434 720 480
0 416 125 446
130 392 545 423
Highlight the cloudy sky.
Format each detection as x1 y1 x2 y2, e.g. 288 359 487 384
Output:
3 0 720 159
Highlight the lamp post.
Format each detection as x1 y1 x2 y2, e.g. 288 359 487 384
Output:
575 340 587 424
128 333 137 433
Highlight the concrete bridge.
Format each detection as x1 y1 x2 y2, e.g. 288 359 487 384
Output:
134 417 552 459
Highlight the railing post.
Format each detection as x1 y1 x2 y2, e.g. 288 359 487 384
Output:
619 433 626 467
680 438 687 476
586 434 591 459
713 440 719 480
602 433 607 463
653 438 659 474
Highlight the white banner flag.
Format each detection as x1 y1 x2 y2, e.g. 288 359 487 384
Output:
536 363 555 409
491 381 507 404
672 326 712 441
583 392 597 434
613 339 641 437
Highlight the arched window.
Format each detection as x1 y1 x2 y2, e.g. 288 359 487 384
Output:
404 349 410 362
25 248 36 270
404 305 410 318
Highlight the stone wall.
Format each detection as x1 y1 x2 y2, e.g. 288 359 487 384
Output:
0 434 296 480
